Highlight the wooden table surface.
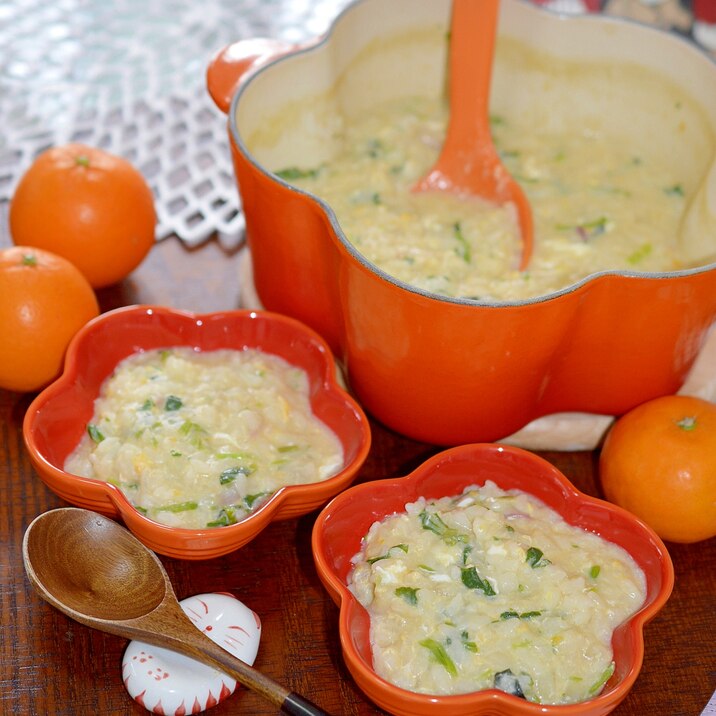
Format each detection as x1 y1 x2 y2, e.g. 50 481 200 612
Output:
0 235 714 715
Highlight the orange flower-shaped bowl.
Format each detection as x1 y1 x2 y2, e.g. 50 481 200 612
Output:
23 305 371 560
312 443 674 716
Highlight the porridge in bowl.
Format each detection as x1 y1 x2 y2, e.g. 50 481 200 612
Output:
349 481 646 704
65 346 344 529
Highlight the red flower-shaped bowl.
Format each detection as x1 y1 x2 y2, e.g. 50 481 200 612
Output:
23 305 371 560
312 443 673 716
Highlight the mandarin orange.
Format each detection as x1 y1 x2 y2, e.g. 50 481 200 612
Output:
0 246 99 392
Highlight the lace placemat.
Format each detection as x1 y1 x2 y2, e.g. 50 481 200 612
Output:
0 0 712 250
0 0 351 249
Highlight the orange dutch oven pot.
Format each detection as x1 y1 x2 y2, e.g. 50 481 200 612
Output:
207 0 716 446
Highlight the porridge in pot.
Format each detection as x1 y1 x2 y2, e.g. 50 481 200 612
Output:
65 347 344 529
278 94 689 301
348 481 646 704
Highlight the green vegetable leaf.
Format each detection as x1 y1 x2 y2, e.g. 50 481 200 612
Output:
526 547 551 568
500 610 542 620
453 221 471 263
461 630 478 653
419 638 457 677
494 669 525 698
220 465 254 484
275 166 319 180
367 543 409 564
461 567 496 596
419 509 468 545
243 491 272 510
589 661 615 694
157 501 198 513
179 420 207 448
277 444 300 453
164 395 183 411
627 243 652 265
589 565 601 579
207 506 239 527
87 424 105 443
140 399 154 411
664 184 684 197
394 586 419 605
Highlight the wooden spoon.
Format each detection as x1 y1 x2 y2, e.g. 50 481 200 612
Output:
22 507 330 716
414 0 533 269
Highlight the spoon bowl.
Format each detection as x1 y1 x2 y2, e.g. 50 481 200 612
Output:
414 0 533 269
23 507 329 716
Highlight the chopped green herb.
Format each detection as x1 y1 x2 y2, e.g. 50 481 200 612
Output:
277 444 300 453
489 114 506 126
494 669 525 698
219 465 254 485
589 565 601 579
366 138 384 158
419 509 468 545
179 420 207 448
588 662 615 694
87 424 105 443
627 243 652 265
461 630 479 653
500 610 542 620
419 638 457 677
461 545 473 565
664 183 684 197
526 547 551 568
275 166 319 180
170 449 182 457
207 506 239 527
140 399 154 411
157 501 198 513
461 567 496 596
453 221 471 263
243 491 272 510
367 543 409 564
159 349 172 362
394 586 419 605
135 506 148 516
164 395 183 411
418 564 435 572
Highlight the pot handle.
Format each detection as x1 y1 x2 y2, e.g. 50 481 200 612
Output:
206 38 299 114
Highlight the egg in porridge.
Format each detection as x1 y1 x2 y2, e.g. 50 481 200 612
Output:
277 93 690 301
64 347 344 529
348 481 646 704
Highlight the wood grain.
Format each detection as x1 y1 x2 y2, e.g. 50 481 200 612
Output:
1 235 714 715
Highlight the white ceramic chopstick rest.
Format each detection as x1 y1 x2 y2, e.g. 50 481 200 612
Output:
122 592 262 714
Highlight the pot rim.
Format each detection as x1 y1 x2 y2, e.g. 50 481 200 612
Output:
227 0 716 308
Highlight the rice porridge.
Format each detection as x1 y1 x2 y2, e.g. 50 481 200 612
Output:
348 481 646 704
65 347 344 528
278 94 688 301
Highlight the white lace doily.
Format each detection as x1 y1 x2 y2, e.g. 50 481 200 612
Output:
0 0 351 249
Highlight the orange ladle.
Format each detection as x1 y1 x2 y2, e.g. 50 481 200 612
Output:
414 0 533 269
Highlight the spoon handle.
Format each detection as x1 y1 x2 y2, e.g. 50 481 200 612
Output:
143 598 331 715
